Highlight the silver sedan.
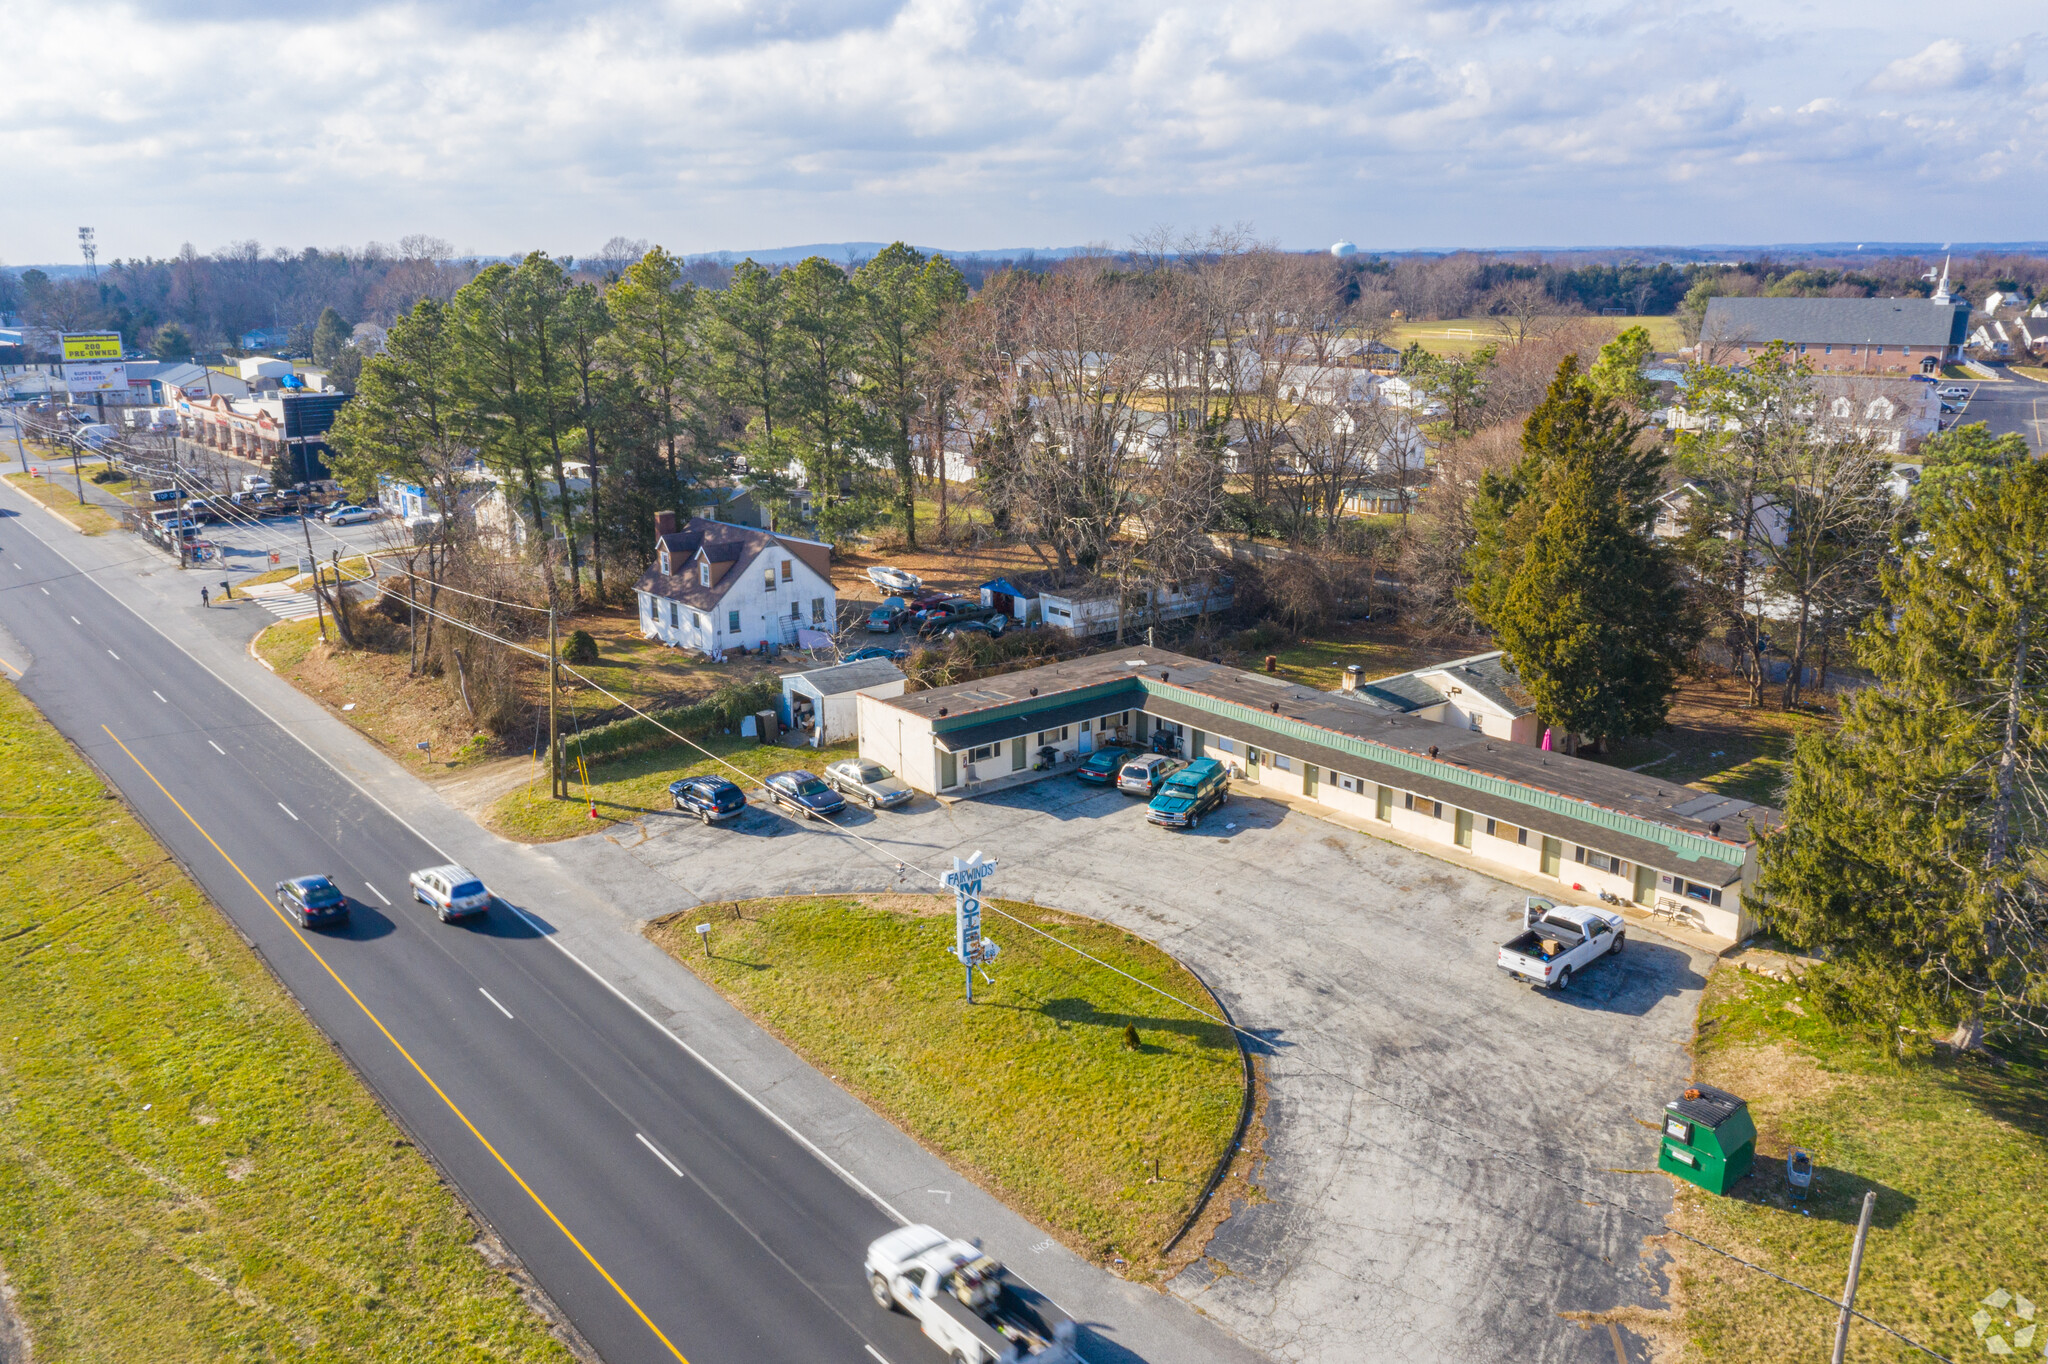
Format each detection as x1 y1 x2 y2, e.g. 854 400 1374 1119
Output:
824 758 915 809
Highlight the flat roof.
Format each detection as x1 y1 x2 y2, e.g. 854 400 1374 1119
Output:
876 650 1774 879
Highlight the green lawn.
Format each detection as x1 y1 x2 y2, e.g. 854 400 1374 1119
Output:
5 471 122 535
0 683 571 1362
647 895 1247 1276
1385 314 1684 358
487 733 858 841
1250 625 1472 694
1593 675 1826 808
1671 965 2047 1361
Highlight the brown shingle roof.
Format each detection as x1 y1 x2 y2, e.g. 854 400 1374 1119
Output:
639 517 832 609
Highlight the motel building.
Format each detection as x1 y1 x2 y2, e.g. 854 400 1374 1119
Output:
856 651 1774 942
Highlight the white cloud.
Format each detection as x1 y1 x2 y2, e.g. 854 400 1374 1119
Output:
0 0 2041 260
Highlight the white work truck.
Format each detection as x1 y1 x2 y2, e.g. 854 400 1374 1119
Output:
1497 896 1626 989
866 1224 1079 1364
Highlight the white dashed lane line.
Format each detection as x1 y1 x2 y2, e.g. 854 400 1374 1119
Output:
364 882 391 905
636 1132 686 1179
207 740 225 755
480 988 515 1020
277 802 299 820
152 690 167 703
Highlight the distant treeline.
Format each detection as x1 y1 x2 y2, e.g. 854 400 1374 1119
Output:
6 234 2048 362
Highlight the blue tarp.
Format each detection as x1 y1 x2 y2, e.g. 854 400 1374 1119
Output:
980 577 1031 597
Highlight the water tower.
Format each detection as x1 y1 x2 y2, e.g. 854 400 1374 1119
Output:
1330 240 1358 259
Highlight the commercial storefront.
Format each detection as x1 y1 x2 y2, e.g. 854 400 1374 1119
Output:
858 651 1771 941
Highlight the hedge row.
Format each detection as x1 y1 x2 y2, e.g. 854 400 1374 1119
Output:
567 677 783 762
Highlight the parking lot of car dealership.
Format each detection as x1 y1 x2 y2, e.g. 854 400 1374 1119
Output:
549 689 1716 1364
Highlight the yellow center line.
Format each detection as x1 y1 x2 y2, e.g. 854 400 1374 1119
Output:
99 722 690 1363
0 653 21 676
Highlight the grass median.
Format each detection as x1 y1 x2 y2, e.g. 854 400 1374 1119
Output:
486 734 857 841
4 470 122 535
0 682 572 1361
647 895 1251 1277
1665 962 2047 1360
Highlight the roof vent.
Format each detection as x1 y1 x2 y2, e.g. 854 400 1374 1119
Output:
938 707 948 717
1710 821 1722 836
1270 700 1280 712
1029 687 1037 696
1428 745 1439 760
1159 671 1169 682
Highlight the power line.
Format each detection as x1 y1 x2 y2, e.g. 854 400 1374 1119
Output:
363 589 1953 1359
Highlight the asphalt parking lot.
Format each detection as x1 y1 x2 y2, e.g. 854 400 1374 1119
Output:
552 762 1711 1364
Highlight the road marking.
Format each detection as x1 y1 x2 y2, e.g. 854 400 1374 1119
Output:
153 690 167 703
207 739 225 755
39 586 48 594
277 801 299 820
927 1188 952 1204
97 725 693 1364
69 614 79 623
866 1348 892 1364
636 1132 685 1179
480 987 514 1019
0 653 19 677
364 881 391 905
107 649 120 660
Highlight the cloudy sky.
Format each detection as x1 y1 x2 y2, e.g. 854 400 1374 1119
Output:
2 1 2041 264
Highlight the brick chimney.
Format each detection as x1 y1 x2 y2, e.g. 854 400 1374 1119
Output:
1342 665 1363 692
654 509 677 538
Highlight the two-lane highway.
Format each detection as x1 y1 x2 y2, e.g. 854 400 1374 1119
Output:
0 509 950 1363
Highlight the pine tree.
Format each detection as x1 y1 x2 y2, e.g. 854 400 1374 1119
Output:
1466 357 1691 747
310 306 351 367
1759 460 2048 1051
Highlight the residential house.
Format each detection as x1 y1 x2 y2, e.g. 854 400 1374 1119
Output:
1328 650 1542 746
636 512 836 657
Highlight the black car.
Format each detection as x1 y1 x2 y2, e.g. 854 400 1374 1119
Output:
763 769 846 819
841 645 909 663
935 617 1005 641
670 774 747 824
275 874 350 928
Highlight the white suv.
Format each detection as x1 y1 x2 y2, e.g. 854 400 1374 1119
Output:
408 864 491 921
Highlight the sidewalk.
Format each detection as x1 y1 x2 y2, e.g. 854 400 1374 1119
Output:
0 468 1271 1364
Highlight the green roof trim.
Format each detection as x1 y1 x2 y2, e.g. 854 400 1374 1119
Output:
928 679 1143 734
1135 679 1737 866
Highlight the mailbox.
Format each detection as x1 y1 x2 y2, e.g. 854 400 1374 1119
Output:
1657 1083 1755 1195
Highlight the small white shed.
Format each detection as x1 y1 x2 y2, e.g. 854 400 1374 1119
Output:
781 658 908 747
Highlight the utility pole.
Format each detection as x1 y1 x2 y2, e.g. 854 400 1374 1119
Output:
69 434 84 504
301 507 327 642
548 608 561 799
1830 1190 1878 1364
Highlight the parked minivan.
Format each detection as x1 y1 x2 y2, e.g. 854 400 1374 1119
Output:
1146 757 1230 830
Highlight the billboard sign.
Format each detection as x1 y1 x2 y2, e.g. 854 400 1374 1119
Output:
61 333 123 362
63 362 127 394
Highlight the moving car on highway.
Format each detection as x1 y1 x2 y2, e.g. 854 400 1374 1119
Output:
409 864 492 921
865 1224 1078 1363
763 769 846 819
669 774 747 823
275 874 350 929
824 758 913 809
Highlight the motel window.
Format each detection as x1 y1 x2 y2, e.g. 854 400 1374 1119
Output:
1036 727 1069 746
1660 873 1725 908
968 745 997 762
1404 791 1416 811
1212 736 1235 753
1270 754 1291 771
1487 818 1525 843
781 559 793 582
727 609 741 634
1336 772 1360 793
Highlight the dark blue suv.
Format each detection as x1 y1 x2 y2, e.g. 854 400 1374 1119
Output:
275 874 350 928
670 775 747 824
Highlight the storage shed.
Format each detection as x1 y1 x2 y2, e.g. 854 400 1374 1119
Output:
781 658 907 747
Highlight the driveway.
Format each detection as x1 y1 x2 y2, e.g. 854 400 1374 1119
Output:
1952 368 2048 454
551 766 1710 1364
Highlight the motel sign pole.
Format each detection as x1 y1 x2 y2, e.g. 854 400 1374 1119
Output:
944 852 997 1004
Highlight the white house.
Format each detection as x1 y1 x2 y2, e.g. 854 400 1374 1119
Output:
636 511 837 658
780 658 907 746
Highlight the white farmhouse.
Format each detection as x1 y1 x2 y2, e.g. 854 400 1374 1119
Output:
635 512 837 658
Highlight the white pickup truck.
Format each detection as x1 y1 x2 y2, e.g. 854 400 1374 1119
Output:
1497 897 1626 990
866 1224 1079 1364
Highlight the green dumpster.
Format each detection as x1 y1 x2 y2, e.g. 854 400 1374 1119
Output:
1657 1084 1755 1195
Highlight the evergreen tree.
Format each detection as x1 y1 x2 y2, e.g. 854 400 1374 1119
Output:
1467 357 1694 748
1759 459 2048 1052
1914 420 2029 512
606 246 704 521
1584 325 1656 410
310 306 351 366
